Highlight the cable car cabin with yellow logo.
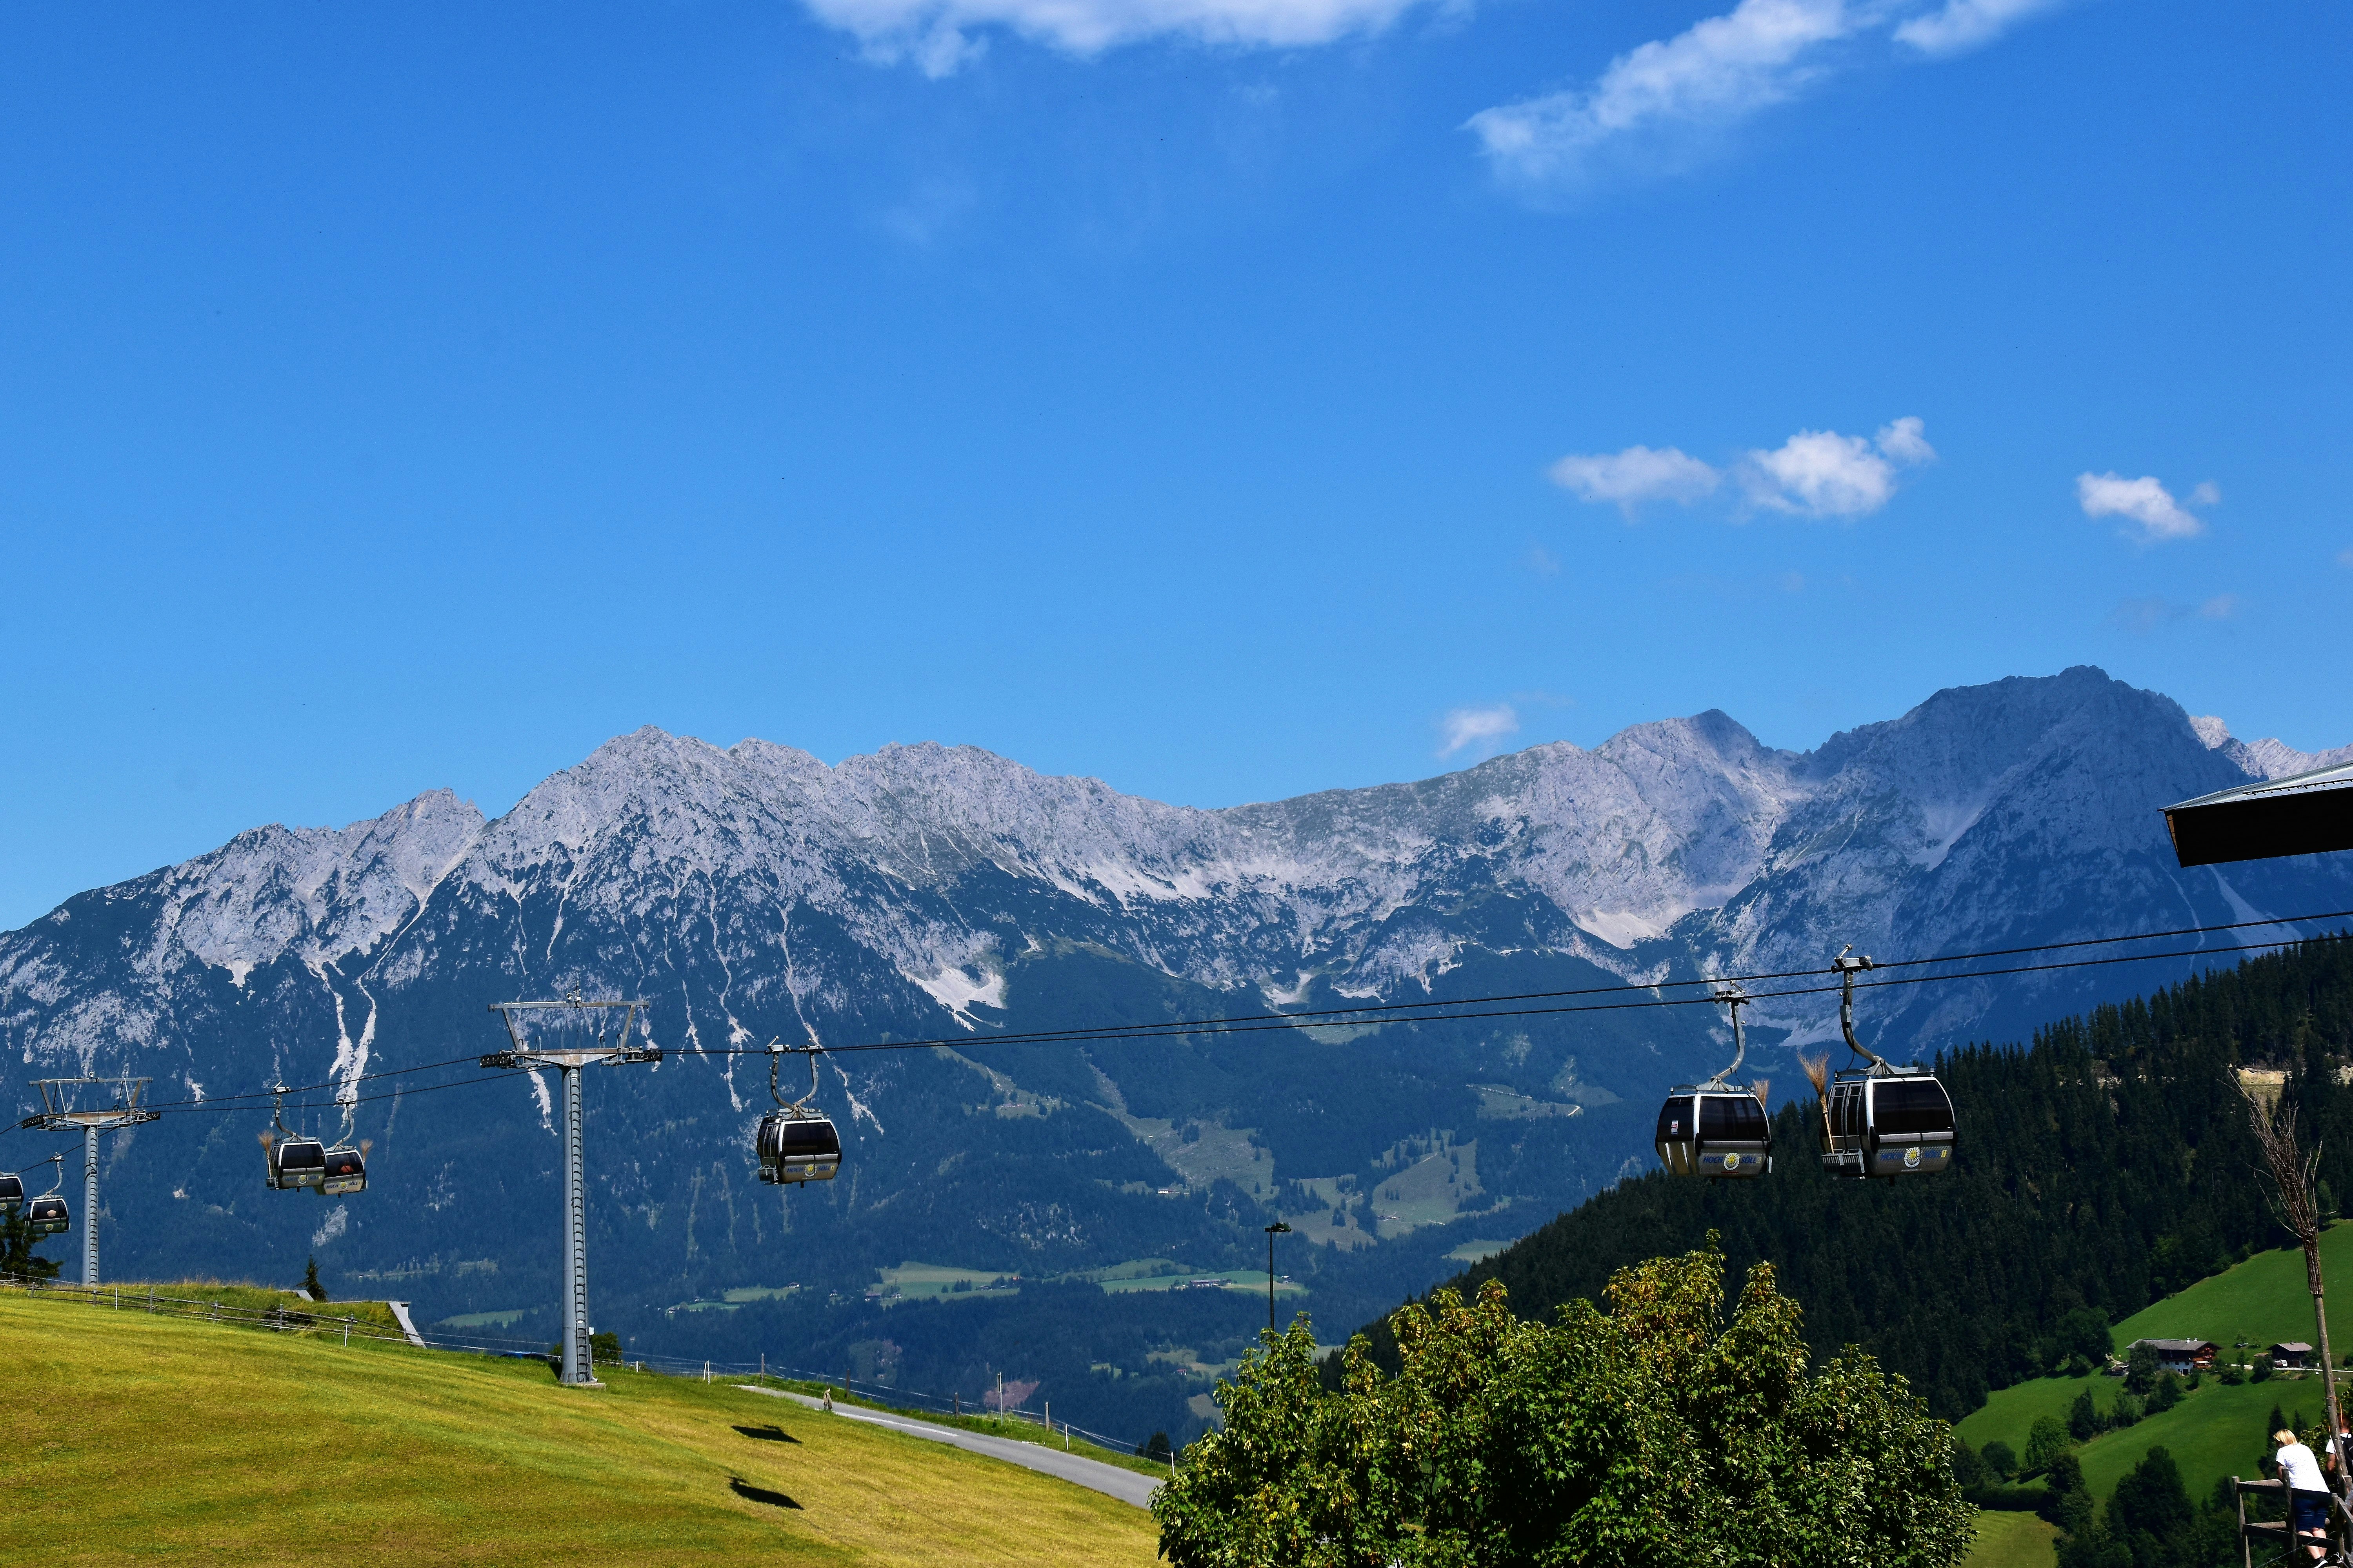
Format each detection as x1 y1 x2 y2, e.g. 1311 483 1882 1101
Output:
1655 1089 1772 1177
1820 1070 1955 1179
319 1143 368 1196
1653 983 1773 1178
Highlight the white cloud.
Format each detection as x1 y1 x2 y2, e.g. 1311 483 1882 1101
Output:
1893 0 2064 56
2337 548 2353 569
1438 704 1519 758
2109 593 2241 635
1469 0 2067 194
2077 472 2206 543
1547 445 1722 512
1739 418 1934 518
1553 418 1930 520
803 0 1424 75
1467 0 1859 191
1874 415 1936 465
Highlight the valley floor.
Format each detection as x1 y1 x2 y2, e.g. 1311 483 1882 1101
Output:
0 1292 1159 1566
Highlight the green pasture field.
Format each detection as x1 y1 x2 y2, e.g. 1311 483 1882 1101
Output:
1962 1508 2059 1568
0 1290 1159 1567
874 1260 1021 1301
2112 1223 2353 1355
1097 1268 1304 1296
1958 1225 2353 1516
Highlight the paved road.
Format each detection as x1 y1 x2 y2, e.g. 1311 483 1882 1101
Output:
736 1385 1164 1509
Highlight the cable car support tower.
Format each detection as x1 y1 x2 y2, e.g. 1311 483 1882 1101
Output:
482 994 659 1388
24 1076 159 1286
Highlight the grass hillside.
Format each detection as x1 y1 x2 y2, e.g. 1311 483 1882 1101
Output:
0 1291 1158 1567
1964 1510 2061 1568
2111 1222 2353 1352
1957 1227 2353 1517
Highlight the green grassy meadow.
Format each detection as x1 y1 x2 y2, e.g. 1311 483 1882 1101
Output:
0 1290 1160 1567
2111 1223 2353 1353
1963 1509 2060 1568
1955 1223 2353 1537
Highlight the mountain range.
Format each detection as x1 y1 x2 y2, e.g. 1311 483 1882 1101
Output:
4 664 2349 1441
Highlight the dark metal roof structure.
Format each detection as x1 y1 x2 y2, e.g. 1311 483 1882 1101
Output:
2162 763 2353 867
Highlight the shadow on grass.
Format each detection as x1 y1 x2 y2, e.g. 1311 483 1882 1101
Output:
734 1424 800 1443
730 1477 803 1509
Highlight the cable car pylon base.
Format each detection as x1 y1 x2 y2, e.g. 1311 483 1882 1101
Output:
482 992 660 1388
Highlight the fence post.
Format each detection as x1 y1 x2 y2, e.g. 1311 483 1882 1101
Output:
210 1301 218 1324
343 1316 352 1348
147 1285 154 1314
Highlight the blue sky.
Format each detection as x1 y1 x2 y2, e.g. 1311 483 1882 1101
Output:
1 0 2346 929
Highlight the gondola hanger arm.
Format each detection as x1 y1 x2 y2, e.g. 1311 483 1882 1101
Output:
1832 947 1893 1073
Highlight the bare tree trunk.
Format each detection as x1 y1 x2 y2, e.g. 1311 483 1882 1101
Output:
2238 1076 2348 1546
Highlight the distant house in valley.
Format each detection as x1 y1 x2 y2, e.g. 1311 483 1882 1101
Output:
2131 1338 2219 1373
2270 1342 2318 1370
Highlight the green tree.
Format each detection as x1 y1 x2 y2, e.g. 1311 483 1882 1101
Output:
2106 1445 2193 1552
1149 1315 1397 1567
2124 1341 2159 1394
2150 1371 2183 1412
1153 1245 1973 1568
1979 1439 2018 1481
1950 1440 1989 1494
2069 1386 2104 1441
2055 1308 2115 1370
2025 1415 2074 1475
303 1255 325 1302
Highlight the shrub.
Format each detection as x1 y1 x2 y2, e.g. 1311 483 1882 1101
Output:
2112 1392 2145 1427
2151 1371 2184 1412
2255 1355 2276 1383
1980 1439 2019 1481
2069 1387 2104 1441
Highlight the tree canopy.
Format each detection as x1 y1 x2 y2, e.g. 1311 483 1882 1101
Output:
1153 1243 1972 1568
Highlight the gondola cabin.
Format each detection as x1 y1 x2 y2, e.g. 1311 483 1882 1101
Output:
267 1137 328 1192
1820 1071 1955 1178
319 1145 367 1196
26 1194 69 1235
1655 1088 1771 1178
0 1171 22 1208
757 1114 842 1184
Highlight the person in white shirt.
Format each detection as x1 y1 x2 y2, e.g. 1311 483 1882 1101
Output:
2276 1429 2330 1562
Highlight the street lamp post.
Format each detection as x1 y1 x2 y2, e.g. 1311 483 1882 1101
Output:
1264 1220 1291 1334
